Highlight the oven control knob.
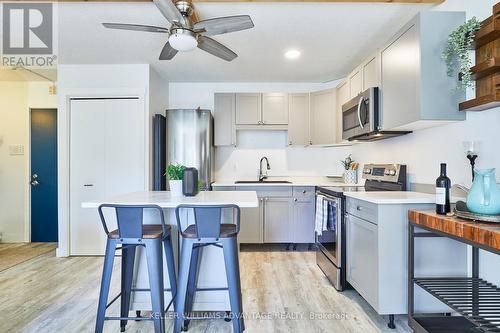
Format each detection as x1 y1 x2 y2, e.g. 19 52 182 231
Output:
389 170 397 176
364 168 371 174
384 169 391 175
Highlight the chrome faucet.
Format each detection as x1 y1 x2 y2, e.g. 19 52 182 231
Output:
259 157 270 181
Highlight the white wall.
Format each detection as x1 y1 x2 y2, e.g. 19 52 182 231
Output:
168 81 351 179
0 81 57 242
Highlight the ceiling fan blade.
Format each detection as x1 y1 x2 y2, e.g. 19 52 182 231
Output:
194 15 254 36
153 0 184 25
159 41 178 60
102 23 169 33
197 36 237 62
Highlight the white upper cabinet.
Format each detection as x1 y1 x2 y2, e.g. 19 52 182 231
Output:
214 93 235 146
235 93 261 125
336 81 349 143
288 93 310 146
310 88 337 145
362 55 378 90
379 12 465 130
262 93 289 125
349 67 363 98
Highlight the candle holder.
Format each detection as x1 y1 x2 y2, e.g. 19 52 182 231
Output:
463 141 479 182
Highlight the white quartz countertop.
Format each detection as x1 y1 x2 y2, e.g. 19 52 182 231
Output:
344 191 465 205
81 191 259 208
212 176 364 187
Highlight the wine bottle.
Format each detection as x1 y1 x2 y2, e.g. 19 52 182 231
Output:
436 163 451 215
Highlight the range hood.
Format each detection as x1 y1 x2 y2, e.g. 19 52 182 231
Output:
347 130 412 142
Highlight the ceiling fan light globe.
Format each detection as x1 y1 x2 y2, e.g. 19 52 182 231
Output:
169 30 197 51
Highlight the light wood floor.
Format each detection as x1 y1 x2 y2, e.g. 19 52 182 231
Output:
0 244 411 333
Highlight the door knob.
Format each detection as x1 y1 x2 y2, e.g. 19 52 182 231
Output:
30 173 39 186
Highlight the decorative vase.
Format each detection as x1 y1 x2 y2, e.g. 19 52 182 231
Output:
466 168 500 215
343 170 358 184
169 180 183 197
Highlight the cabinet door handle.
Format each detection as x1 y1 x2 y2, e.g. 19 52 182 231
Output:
294 198 298 202
302 190 306 194
356 206 362 211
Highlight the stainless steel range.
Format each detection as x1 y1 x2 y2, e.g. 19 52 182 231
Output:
315 164 407 291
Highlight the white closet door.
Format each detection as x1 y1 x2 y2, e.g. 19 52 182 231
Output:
70 98 145 255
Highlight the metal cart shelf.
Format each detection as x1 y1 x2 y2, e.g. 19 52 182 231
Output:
408 220 500 333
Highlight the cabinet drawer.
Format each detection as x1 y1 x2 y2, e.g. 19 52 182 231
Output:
293 186 315 200
346 198 378 223
235 186 292 198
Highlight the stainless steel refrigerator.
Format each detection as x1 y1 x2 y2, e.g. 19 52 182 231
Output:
153 109 213 191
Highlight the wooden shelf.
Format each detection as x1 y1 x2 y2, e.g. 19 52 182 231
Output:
461 2 500 112
471 57 500 80
473 11 500 49
460 93 500 111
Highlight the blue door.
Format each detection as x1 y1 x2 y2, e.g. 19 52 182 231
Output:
31 109 58 242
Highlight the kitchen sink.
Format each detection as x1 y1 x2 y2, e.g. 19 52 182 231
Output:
235 180 292 184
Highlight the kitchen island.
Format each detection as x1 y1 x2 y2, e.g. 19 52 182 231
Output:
82 190 258 312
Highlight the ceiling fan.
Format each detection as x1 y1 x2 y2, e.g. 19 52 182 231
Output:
102 0 254 62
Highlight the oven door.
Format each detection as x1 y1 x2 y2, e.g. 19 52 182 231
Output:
342 87 378 140
316 194 342 267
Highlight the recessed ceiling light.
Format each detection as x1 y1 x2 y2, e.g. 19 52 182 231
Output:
284 49 301 60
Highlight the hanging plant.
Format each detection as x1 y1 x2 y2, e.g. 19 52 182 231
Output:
442 17 481 91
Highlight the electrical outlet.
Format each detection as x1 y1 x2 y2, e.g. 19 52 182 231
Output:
9 144 24 155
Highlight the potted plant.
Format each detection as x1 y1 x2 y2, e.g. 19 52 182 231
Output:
166 163 185 196
442 17 481 91
340 154 358 184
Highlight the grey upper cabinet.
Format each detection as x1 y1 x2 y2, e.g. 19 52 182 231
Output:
288 93 310 146
214 93 235 146
235 93 261 125
262 93 289 125
362 55 378 90
310 88 337 145
336 80 349 143
379 11 465 131
349 67 363 98
263 197 292 243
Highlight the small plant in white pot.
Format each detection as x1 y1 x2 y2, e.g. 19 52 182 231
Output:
166 164 185 197
340 155 358 184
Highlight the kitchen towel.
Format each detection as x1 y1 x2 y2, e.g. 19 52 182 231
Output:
315 195 329 236
327 200 337 232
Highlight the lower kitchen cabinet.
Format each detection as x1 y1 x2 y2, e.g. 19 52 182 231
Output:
292 199 315 243
263 197 292 243
345 197 468 315
346 213 378 307
212 185 315 244
239 197 263 243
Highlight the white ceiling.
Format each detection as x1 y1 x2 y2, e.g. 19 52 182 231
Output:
58 2 433 82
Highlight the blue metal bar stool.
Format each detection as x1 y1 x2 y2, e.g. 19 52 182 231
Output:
174 204 244 333
95 204 177 333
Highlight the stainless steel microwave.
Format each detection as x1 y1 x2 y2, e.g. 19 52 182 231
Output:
342 87 379 140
